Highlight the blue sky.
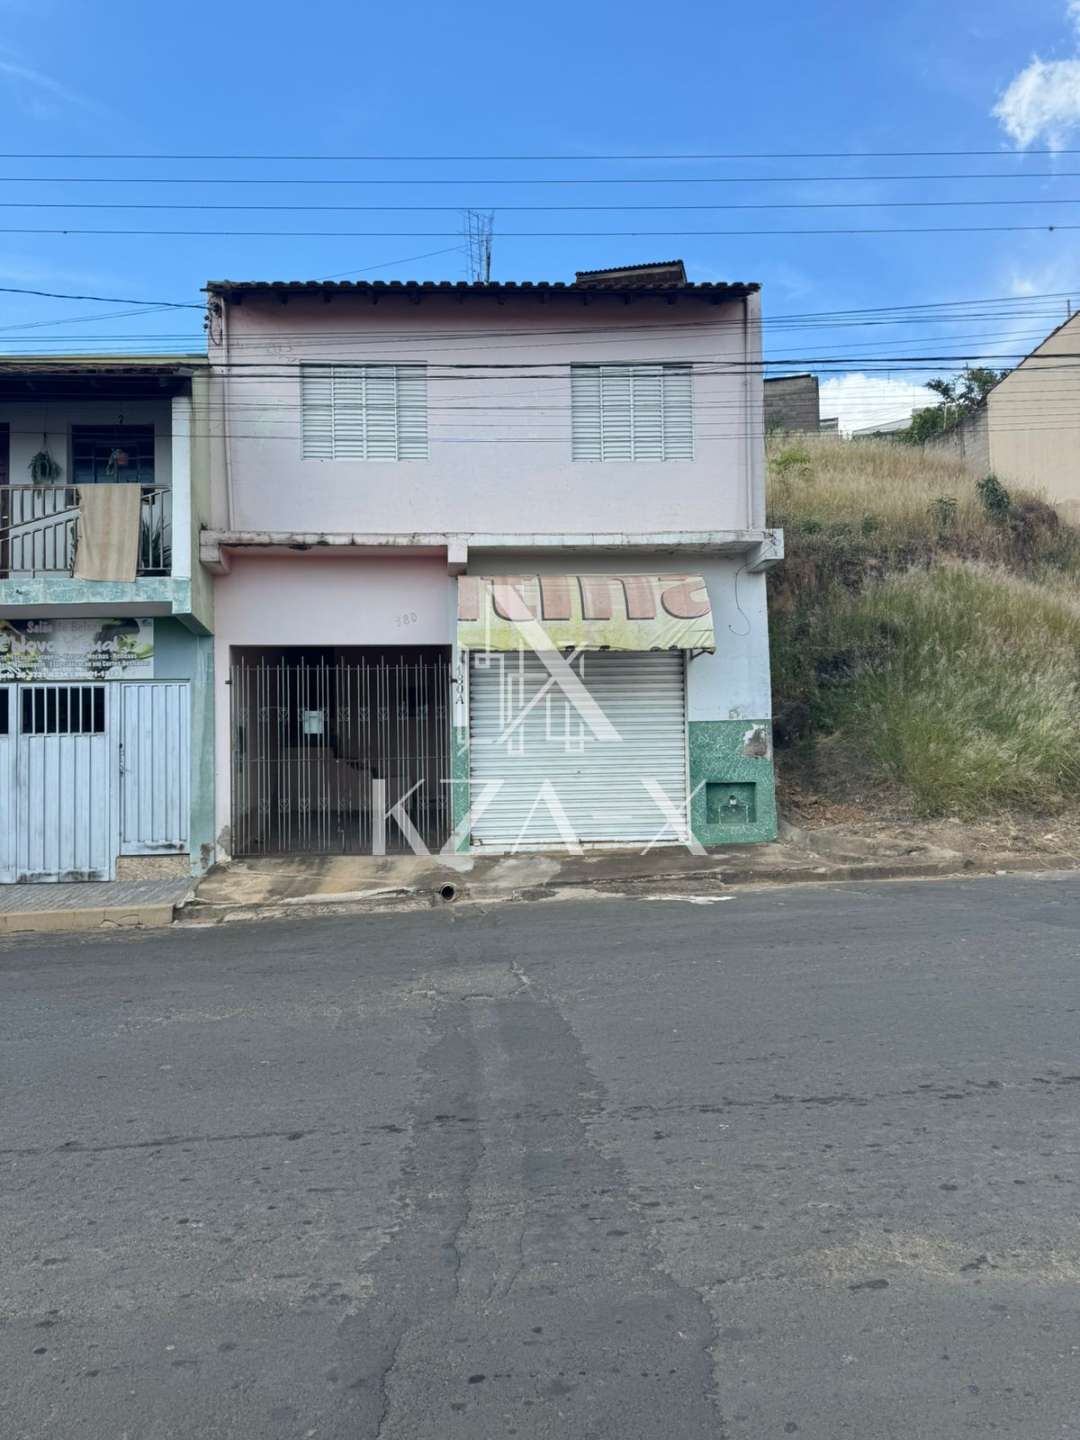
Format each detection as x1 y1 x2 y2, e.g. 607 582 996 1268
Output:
4 0 1080 427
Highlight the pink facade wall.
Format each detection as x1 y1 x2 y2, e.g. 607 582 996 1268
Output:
212 554 454 848
206 291 763 536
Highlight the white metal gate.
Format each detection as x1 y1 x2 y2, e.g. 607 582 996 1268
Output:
468 650 688 849
14 682 113 881
0 687 14 883
119 682 190 853
0 680 190 883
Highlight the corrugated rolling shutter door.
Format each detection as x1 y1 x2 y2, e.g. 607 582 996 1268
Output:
469 650 687 848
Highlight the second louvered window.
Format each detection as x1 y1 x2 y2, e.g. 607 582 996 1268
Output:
571 363 693 461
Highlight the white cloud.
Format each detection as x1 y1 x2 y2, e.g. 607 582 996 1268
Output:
994 57 1080 149
994 4 1080 150
0 52 103 118
819 374 936 436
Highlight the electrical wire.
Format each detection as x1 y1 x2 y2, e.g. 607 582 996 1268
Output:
8 199 1080 213
2 224 1080 238
5 148 1080 159
0 284 201 307
3 171 1080 186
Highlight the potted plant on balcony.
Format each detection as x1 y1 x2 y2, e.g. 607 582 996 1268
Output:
138 504 171 575
27 444 62 483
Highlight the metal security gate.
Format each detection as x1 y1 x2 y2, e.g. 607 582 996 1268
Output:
230 653 452 856
0 688 14 882
13 682 114 881
119 682 190 853
0 680 191 883
469 650 688 849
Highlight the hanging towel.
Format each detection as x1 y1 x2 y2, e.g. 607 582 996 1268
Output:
73 484 141 581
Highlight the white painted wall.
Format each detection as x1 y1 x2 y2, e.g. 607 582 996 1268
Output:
1 398 174 489
207 291 762 535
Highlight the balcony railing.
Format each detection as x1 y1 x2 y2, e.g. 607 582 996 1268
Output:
0 485 172 578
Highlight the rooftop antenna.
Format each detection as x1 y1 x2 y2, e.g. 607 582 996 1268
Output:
463 209 494 282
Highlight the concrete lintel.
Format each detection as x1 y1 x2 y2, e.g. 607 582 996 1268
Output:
447 539 468 575
743 529 785 574
199 532 230 574
200 529 781 563
201 530 459 570
465 529 781 555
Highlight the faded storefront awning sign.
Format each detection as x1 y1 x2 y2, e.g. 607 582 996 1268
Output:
0 617 154 680
457 575 715 652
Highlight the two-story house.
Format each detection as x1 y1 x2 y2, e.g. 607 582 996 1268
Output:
203 261 782 861
0 357 215 882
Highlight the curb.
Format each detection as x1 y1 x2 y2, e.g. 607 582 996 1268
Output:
176 853 1080 926
0 902 176 937
590 852 1077 893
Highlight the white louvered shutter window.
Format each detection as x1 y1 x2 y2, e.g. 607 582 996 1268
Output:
301 364 428 459
571 363 693 461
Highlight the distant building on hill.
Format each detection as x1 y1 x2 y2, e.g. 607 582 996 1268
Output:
851 415 914 440
764 373 820 433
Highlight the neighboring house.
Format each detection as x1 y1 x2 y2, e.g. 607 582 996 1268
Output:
764 373 820 433
0 357 214 882
925 312 1080 520
851 415 913 439
202 260 782 860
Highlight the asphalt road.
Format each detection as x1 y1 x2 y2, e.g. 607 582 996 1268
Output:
3 873 1080 1439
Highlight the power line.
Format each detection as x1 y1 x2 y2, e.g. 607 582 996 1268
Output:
0 325 1049 355
0 250 469 320
0 283 202 307
3 148 1080 160
0 287 1072 359
5 352 1065 372
8 199 1080 213
2 171 1080 186
320 244 466 279
0 304 180 334
0 224 1076 240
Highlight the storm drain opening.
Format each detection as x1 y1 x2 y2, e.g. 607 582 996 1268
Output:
438 882 459 903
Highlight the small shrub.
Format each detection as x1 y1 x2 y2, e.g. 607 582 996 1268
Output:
977 473 1012 521
930 495 958 535
772 445 814 477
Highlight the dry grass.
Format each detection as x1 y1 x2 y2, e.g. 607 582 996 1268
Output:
827 564 1080 815
766 436 1080 818
767 433 1055 551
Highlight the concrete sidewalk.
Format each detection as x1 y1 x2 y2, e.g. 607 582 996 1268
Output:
0 878 192 936
183 830 1079 924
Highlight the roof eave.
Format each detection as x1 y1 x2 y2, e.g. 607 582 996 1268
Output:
204 279 760 301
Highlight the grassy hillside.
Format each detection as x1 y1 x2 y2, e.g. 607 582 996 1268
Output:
766 436 1080 818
